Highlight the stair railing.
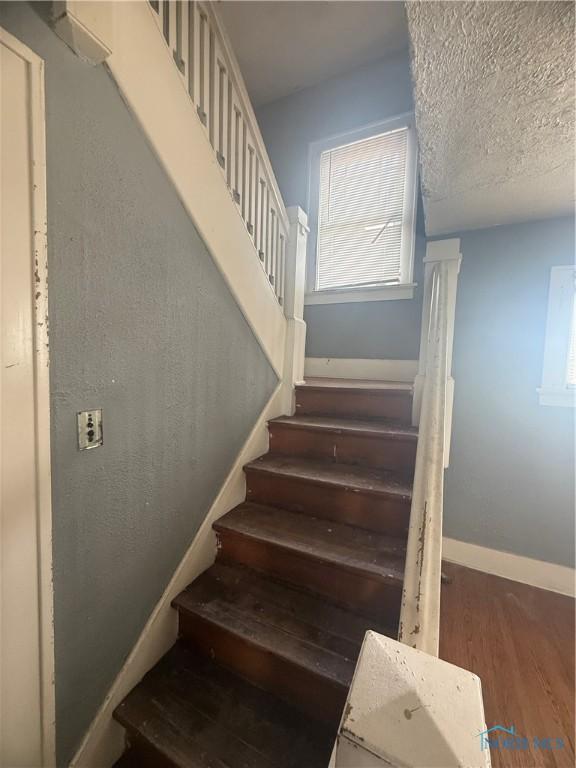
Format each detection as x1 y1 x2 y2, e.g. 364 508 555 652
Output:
398 239 461 656
148 0 289 305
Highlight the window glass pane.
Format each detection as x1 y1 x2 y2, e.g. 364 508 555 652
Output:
567 297 576 387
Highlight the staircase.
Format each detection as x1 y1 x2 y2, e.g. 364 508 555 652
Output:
113 377 416 767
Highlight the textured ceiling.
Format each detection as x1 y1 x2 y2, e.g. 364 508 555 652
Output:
218 1 409 106
406 1 575 235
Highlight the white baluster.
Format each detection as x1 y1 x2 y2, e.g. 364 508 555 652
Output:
258 180 266 262
232 106 241 204
253 157 260 245
196 8 207 126
208 26 215 147
241 119 247 220
226 78 233 187
269 208 276 285
216 59 226 169
247 144 255 236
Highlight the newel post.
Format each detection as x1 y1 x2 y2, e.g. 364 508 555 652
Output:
52 1 114 63
412 238 461 466
332 631 490 768
282 206 309 413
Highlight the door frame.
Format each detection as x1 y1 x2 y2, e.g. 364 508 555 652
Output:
0 26 55 765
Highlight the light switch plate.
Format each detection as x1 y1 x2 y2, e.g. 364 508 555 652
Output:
77 409 103 450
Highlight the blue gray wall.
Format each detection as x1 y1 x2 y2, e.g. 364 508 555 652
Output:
257 53 423 361
0 3 277 764
248 8 575 567
257 54 574 568
445 217 575 568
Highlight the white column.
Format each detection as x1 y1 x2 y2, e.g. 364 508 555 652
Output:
282 206 309 413
52 1 114 63
334 631 491 768
412 238 461 466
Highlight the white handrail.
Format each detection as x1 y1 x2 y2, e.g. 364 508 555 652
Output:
399 240 461 656
148 0 289 305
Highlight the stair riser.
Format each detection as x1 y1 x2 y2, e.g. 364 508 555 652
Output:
245 470 410 537
114 737 176 768
269 424 417 472
178 610 348 726
216 529 403 622
296 389 412 422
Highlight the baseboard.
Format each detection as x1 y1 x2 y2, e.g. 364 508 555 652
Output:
71 382 285 768
443 537 575 597
304 357 418 382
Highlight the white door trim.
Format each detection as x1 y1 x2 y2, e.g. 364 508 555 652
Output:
0 25 55 766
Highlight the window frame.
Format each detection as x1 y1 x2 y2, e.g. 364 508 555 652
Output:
305 113 419 305
538 265 576 408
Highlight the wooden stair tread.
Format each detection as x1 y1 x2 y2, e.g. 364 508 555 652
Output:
114 376 415 766
246 454 412 499
174 569 356 688
115 643 334 768
174 562 392 661
214 503 406 582
270 414 418 440
300 377 413 392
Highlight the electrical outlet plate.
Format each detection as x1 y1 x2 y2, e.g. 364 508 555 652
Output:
77 409 103 450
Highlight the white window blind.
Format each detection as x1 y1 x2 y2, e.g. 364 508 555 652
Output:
567 297 576 387
316 127 409 291
538 265 576 407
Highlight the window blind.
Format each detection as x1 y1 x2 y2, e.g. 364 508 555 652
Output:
567 297 576 387
316 127 409 291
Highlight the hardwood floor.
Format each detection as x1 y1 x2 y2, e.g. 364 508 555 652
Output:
440 563 575 768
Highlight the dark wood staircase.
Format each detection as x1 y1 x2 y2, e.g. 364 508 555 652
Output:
114 378 416 768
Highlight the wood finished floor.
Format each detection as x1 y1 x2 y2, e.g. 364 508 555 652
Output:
440 563 575 768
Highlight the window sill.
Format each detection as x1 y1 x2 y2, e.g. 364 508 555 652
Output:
305 283 416 306
537 387 575 408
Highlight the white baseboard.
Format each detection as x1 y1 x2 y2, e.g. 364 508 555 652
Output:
71 383 285 768
304 357 418 382
443 537 575 597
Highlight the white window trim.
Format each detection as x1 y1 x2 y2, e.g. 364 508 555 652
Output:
304 282 416 305
305 113 419 306
538 265 576 408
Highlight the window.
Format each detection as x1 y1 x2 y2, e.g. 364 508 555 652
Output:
306 115 418 305
567 300 576 388
538 265 576 407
